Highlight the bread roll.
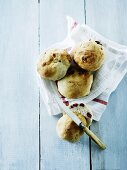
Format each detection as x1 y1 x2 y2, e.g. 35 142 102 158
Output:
37 49 71 81
56 109 92 142
73 41 105 71
57 67 93 99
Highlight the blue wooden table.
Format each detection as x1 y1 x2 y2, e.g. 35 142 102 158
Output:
0 0 127 169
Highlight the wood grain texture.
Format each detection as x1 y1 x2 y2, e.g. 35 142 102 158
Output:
1 0 126 169
40 0 85 49
0 1 39 170
86 0 127 169
39 0 90 170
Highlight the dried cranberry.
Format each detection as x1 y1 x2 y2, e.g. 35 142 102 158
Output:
63 101 69 106
87 112 92 118
79 103 84 107
73 103 78 107
95 41 102 45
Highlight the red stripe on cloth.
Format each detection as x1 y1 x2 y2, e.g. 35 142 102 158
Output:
71 21 78 30
92 98 108 105
63 101 69 106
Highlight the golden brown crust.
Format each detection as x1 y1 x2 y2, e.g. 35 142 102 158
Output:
72 41 105 71
37 49 72 81
57 67 93 99
73 111 87 126
56 109 92 142
56 114 84 142
73 111 92 127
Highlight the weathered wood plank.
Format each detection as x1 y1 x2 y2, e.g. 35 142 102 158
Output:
86 0 127 169
0 1 39 169
39 0 90 170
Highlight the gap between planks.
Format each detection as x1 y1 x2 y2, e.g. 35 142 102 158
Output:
38 0 91 169
38 0 41 170
84 0 92 169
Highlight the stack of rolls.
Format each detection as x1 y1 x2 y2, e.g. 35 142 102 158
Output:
37 40 105 142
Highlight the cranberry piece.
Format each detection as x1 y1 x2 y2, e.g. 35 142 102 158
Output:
73 103 78 107
79 103 84 107
87 112 92 118
63 101 69 106
95 41 102 45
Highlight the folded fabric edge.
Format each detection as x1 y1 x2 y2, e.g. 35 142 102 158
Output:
66 16 127 52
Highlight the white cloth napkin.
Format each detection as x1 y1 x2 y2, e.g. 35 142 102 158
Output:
38 16 127 121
